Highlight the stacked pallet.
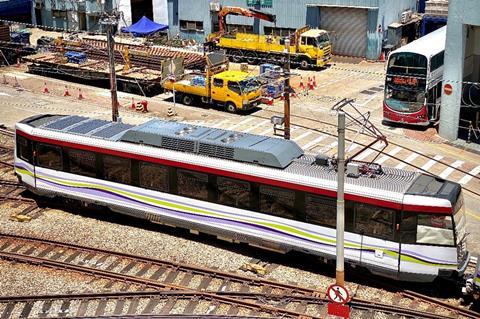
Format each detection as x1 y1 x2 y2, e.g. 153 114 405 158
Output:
425 0 449 17
0 25 10 42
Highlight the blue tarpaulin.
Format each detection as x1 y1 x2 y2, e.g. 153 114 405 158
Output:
0 0 31 18
121 16 168 37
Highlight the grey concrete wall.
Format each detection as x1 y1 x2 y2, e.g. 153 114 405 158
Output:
439 0 480 141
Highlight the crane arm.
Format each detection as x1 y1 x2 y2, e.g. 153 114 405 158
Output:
218 6 276 35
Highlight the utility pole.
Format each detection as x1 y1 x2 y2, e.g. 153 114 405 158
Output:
283 38 291 140
101 11 120 122
336 111 346 287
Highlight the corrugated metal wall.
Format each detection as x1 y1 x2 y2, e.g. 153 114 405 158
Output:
320 7 368 57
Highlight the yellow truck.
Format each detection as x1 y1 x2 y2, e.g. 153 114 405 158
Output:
206 6 332 69
163 70 263 113
209 26 332 69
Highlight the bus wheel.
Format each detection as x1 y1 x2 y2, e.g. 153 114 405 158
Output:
182 95 195 106
230 50 243 63
225 102 237 113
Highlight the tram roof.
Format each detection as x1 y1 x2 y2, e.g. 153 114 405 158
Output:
20 114 304 169
391 26 446 58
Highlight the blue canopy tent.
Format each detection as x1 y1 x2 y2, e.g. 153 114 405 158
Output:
121 16 168 37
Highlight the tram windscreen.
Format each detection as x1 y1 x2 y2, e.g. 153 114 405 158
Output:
385 52 428 113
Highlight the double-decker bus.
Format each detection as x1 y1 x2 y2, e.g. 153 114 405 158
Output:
383 26 446 126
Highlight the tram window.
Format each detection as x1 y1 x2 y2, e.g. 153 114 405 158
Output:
103 155 131 184
400 212 417 244
217 177 250 209
354 203 395 240
305 194 336 227
139 162 169 192
259 185 296 219
16 135 32 163
177 169 208 200
416 214 454 246
36 143 63 171
66 148 96 178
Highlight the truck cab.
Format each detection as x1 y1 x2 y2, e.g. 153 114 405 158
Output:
211 71 262 113
297 29 332 68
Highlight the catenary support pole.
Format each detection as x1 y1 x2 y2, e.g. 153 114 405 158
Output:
336 111 346 286
283 38 291 140
101 11 120 122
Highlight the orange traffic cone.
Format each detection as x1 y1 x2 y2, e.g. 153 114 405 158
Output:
131 97 135 109
42 82 50 94
78 88 84 100
379 51 386 62
63 86 70 97
313 76 317 88
14 76 23 91
299 77 305 90
308 77 314 91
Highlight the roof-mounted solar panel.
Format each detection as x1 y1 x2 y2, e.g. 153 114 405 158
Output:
68 119 111 135
92 123 134 139
44 115 87 130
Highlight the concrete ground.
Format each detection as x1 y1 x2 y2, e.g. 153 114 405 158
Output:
1 59 479 257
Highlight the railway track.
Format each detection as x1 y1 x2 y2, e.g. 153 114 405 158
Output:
0 233 477 319
253 110 480 197
0 291 311 319
0 291 467 319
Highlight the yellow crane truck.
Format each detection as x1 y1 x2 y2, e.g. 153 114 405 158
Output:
162 56 263 113
206 6 332 69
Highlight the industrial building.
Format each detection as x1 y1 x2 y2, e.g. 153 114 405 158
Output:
167 0 417 60
30 0 167 32
439 0 480 142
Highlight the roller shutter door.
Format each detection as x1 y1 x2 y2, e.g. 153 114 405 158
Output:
320 7 368 57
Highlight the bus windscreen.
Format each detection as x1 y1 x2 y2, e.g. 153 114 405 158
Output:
387 52 427 77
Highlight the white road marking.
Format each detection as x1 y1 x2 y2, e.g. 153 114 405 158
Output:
395 153 420 169
354 148 375 161
346 143 360 153
318 141 338 153
0 92 11 96
439 160 464 179
375 146 402 165
241 119 269 133
420 155 444 171
259 127 273 136
302 135 328 150
226 117 255 131
293 131 313 142
210 119 229 128
458 165 480 185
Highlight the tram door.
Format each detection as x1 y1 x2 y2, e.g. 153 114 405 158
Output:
356 204 400 274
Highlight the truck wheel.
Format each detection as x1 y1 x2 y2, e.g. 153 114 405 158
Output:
182 95 194 106
225 102 237 113
299 58 310 69
245 52 258 64
230 50 243 63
